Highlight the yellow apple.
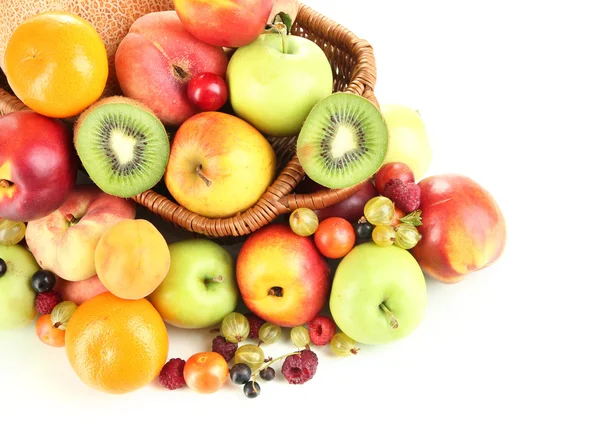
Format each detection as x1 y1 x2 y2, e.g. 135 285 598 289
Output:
164 112 277 218
381 104 432 181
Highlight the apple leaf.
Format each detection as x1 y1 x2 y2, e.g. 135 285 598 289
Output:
269 12 293 34
400 210 423 227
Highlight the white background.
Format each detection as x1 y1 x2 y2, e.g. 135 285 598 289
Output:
1 1 599 429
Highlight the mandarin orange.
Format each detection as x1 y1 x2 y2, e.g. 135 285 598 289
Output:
4 11 108 118
65 292 169 394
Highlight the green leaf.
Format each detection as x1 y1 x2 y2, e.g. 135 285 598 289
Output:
399 210 423 227
272 12 293 34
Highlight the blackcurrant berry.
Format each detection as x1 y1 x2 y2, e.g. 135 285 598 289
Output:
0 258 7 277
30 270 56 293
243 380 261 399
230 363 252 385
259 366 276 381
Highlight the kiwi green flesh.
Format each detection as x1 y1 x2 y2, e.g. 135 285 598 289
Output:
76 103 170 198
296 92 388 189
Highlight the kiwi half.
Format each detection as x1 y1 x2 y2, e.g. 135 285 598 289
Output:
296 92 388 189
74 96 170 198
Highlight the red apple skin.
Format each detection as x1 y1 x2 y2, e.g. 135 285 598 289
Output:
236 224 331 327
54 275 109 306
410 174 507 284
374 162 416 194
0 111 77 222
114 11 229 126
174 0 274 48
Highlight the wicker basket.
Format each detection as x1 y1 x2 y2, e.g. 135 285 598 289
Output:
0 3 378 241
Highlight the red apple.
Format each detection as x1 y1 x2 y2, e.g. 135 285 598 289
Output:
0 111 77 222
374 162 416 194
410 174 507 283
236 223 331 327
25 184 137 282
114 11 229 126
174 0 274 48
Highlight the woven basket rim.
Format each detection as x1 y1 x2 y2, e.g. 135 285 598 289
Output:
0 2 380 241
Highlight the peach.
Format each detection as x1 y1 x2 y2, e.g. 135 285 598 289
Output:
173 0 274 48
25 184 136 282
410 174 507 284
54 275 109 306
95 219 171 300
114 10 229 127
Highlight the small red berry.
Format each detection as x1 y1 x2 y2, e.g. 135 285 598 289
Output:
187 72 229 112
212 335 238 362
34 291 62 315
383 178 421 213
308 315 337 346
281 349 318 385
244 312 266 339
159 358 187 390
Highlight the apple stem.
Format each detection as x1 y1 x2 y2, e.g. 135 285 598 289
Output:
195 166 212 187
380 303 399 329
0 179 11 188
269 21 289 54
206 275 224 284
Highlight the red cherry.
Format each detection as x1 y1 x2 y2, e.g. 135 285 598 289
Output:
187 73 229 112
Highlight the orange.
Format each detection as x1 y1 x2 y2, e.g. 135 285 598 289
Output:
4 11 108 118
65 292 169 394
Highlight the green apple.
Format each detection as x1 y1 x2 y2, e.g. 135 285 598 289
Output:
330 242 427 345
380 104 433 181
148 239 239 329
0 244 40 330
226 31 333 137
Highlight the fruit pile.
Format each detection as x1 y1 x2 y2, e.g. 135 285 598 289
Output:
0 0 507 399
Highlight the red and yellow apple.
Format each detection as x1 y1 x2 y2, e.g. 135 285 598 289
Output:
25 184 137 282
164 111 276 218
236 223 331 327
410 174 507 283
173 0 274 48
115 10 229 126
0 111 77 222
54 275 108 306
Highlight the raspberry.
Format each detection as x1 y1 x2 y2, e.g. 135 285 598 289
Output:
245 312 266 339
34 291 62 315
383 178 421 213
159 358 186 390
308 315 336 346
212 335 238 362
281 349 318 385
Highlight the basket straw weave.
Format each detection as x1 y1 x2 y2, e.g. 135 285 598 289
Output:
0 3 379 241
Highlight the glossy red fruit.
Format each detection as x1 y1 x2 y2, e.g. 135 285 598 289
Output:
187 72 229 112
314 217 356 259
375 162 415 194
314 181 378 223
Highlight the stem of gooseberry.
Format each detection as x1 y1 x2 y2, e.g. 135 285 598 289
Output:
380 303 399 329
251 351 301 378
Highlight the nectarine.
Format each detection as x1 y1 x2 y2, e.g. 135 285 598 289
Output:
410 174 507 283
